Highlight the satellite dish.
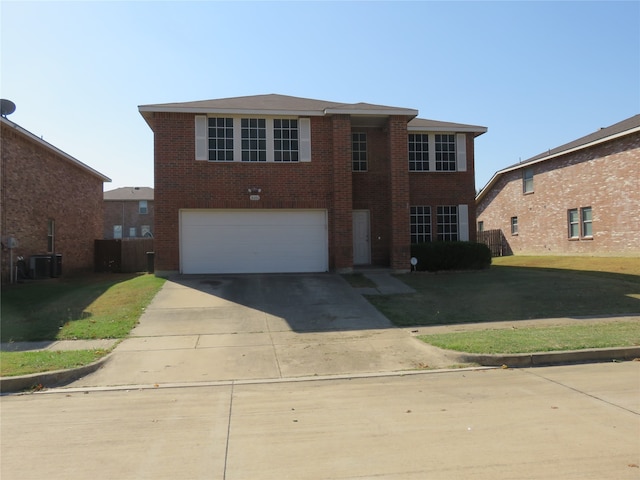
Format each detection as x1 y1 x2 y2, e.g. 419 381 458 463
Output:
1 99 16 117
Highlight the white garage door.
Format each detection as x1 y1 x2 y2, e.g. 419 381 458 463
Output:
180 209 328 274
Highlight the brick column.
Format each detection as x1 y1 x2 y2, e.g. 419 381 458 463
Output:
331 114 353 272
388 116 410 271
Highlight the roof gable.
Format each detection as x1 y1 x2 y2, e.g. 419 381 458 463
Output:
104 187 154 200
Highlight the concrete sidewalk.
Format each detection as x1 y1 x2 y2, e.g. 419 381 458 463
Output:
2 273 639 393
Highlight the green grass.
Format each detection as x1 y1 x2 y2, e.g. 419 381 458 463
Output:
419 320 640 354
1 273 166 342
1 273 165 377
0 350 110 377
367 258 640 327
364 256 640 354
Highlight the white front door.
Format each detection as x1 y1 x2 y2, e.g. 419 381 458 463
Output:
352 210 371 265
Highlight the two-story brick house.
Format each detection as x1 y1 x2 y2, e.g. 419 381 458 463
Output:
103 187 154 239
138 94 486 275
476 114 640 256
1 115 110 282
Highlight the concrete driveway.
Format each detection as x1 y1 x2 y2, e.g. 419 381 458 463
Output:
70 274 458 388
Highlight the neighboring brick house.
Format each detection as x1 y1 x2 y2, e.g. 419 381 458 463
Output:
1 116 111 282
138 94 486 275
476 114 640 256
103 187 154 239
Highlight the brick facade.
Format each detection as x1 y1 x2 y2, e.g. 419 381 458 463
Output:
1 119 109 282
477 127 640 256
103 188 155 239
140 95 485 274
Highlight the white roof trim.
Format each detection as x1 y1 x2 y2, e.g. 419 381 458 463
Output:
476 125 640 202
1 117 111 182
324 107 418 117
408 124 487 133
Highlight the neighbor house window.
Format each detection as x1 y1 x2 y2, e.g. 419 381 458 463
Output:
129 227 136 238
47 219 55 252
408 134 429 171
273 119 299 162
568 209 579 238
352 133 367 171
241 118 267 162
139 200 148 214
114 225 122 239
523 168 534 193
435 134 456 171
511 216 518 235
208 117 234 161
410 206 432 243
477 221 484 232
581 207 592 237
141 225 152 238
437 205 458 241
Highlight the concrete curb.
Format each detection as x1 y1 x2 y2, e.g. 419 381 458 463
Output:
457 346 640 368
0 352 113 394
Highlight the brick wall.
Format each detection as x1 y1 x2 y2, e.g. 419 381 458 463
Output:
149 112 480 273
477 132 640 256
1 122 105 281
103 200 155 239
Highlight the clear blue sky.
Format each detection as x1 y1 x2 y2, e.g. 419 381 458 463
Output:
2 1 638 192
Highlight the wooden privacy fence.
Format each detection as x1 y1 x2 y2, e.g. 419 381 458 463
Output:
95 239 154 273
477 229 506 257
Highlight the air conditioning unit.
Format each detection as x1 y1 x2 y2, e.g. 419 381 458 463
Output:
30 255 52 279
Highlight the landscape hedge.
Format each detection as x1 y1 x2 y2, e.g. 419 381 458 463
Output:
410 241 492 272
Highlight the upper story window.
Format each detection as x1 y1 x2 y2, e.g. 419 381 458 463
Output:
139 200 148 214
274 119 299 162
197 116 311 163
241 118 267 162
408 133 467 172
408 134 429 171
208 117 234 161
435 134 456 171
352 133 367 171
523 168 534 193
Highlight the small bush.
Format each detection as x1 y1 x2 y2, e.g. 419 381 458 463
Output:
410 242 491 272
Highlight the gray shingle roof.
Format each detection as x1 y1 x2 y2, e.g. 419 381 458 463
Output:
104 187 154 200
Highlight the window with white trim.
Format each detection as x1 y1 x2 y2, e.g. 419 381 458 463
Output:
410 206 432 243
139 200 148 214
523 168 534 193
568 209 579 238
511 216 518 235
142 225 152 238
199 116 309 163
352 133 367 171
408 134 429 171
113 225 122 239
435 134 456 171
129 227 137 238
274 119 299 162
437 206 458 241
409 133 466 172
581 207 592 237
208 117 234 161
241 118 266 162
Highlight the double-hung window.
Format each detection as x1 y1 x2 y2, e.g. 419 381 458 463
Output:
408 134 429 171
47 220 55 252
409 133 466 172
410 206 432 243
198 116 310 163
568 209 580 238
139 200 148 214
437 206 458 241
523 168 534 193
352 133 367 171
581 207 592 237
511 216 518 235
208 117 234 161
435 134 456 171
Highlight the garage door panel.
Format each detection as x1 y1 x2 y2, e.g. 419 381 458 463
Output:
180 210 327 274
